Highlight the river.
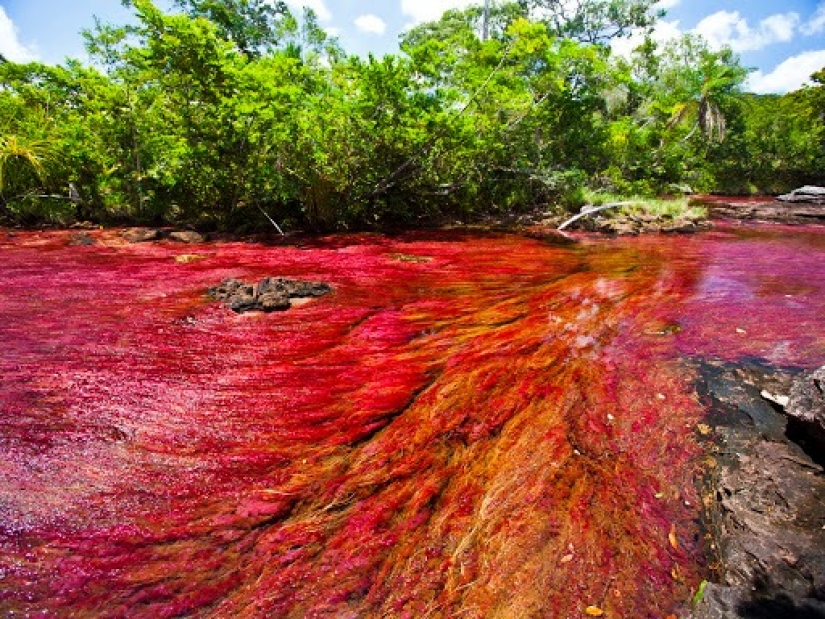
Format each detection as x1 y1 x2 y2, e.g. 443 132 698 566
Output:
1 223 823 617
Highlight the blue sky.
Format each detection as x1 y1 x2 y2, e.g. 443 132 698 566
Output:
1 0 824 93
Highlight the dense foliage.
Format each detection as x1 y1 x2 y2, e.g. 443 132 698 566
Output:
0 0 823 230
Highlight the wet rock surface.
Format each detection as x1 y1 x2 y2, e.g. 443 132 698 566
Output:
455 205 711 236
578 213 712 235
168 230 205 244
693 360 825 619
122 227 162 243
696 193 825 223
209 277 332 313
121 228 205 243
68 232 96 246
786 366 825 460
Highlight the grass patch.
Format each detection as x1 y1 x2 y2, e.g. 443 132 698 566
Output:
583 190 707 220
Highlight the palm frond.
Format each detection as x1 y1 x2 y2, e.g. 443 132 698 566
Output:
0 134 51 193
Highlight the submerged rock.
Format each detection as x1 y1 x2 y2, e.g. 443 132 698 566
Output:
209 277 332 313
122 227 161 243
121 228 206 243
68 232 96 246
169 230 205 244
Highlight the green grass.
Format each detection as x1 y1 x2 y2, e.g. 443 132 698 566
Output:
582 190 707 220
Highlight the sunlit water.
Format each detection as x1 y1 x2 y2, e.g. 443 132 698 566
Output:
1 223 823 617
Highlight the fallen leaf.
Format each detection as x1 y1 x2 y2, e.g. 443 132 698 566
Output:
585 606 604 616
692 580 708 606
668 523 679 550
697 423 712 436
666 615 678 619
174 254 206 263
560 553 574 564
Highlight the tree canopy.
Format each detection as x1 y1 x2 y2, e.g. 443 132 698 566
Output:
0 0 822 230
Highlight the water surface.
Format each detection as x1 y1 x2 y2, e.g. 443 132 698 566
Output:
1 223 823 617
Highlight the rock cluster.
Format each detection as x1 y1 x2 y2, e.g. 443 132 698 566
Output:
696 192 825 223
579 214 711 235
209 277 332 313
122 228 205 243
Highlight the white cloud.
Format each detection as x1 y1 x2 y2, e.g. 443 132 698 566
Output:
0 7 37 62
611 19 683 59
656 0 681 9
694 10 799 52
400 0 476 24
354 14 387 36
284 0 332 22
747 49 825 94
801 3 825 36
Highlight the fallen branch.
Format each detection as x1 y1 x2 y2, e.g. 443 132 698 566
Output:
557 202 634 231
11 191 82 203
257 205 285 236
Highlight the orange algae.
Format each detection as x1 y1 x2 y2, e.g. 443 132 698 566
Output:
0 224 823 617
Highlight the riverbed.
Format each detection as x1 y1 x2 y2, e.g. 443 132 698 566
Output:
1 223 823 617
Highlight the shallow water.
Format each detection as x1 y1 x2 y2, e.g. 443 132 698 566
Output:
1 223 823 617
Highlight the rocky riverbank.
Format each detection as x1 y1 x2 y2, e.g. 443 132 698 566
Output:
517 186 825 236
693 187 825 225
692 362 825 618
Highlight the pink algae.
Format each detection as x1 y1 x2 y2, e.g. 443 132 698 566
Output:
0 223 823 617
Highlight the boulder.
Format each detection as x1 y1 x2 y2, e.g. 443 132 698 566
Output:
122 227 161 243
168 230 205 244
785 365 825 457
68 232 96 246
776 186 825 204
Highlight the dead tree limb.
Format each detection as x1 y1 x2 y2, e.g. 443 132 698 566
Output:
557 202 634 231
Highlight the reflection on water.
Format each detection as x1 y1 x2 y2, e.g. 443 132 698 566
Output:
0 223 823 617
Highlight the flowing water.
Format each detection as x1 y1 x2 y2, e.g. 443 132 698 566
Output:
1 223 824 618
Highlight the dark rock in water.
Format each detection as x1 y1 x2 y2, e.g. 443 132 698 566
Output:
209 277 331 314
258 277 331 299
777 186 825 204
169 230 205 244
68 232 96 246
692 360 825 619
122 227 161 243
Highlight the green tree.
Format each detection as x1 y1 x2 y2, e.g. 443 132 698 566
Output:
171 0 293 56
659 36 747 143
518 0 663 43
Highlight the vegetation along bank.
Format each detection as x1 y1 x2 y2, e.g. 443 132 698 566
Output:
1 0 823 233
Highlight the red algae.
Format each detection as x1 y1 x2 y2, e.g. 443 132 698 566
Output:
0 223 823 617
